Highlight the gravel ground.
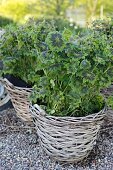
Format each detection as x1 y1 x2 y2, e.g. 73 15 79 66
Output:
0 109 113 170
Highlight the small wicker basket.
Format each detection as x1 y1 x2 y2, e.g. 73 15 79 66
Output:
3 78 32 122
30 104 106 163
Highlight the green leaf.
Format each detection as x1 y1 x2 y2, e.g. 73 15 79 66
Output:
107 95 113 109
50 79 55 87
62 28 72 41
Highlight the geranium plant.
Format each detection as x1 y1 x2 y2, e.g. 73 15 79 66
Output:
0 20 55 85
34 16 82 33
30 27 113 116
92 18 113 38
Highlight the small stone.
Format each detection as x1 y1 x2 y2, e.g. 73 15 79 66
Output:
55 164 62 170
98 159 101 163
0 141 3 148
104 157 108 164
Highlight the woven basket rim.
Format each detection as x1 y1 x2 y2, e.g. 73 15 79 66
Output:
31 104 106 120
3 78 33 122
4 78 32 91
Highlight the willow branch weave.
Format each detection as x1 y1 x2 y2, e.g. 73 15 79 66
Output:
30 104 106 162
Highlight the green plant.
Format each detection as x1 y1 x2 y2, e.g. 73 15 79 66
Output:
91 19 113 109
30 27 113 117
92 19 113 54
0 16 15 28
92 19 113 37
34 17 82 33
0 20 55 84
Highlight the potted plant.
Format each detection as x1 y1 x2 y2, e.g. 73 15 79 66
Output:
92 19 113 118
0 20 55 122
29 27 113 162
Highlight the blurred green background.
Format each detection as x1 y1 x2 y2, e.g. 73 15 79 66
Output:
0 0 113 27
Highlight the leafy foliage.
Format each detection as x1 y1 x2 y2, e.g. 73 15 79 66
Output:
91 19 113 109
92 19 113 35
1 18 113 116
30 25 113 116
34 17 80 32
45 31 65 52
0 20 55 84
92 19 113 52
0 16 14 28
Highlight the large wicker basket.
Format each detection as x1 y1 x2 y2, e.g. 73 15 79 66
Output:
30 104 106 163
3 78 32 122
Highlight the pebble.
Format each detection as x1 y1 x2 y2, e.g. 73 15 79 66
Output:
0 109 113 170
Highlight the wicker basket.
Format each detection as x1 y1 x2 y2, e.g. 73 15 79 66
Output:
3 78 32 122
30 104 106 163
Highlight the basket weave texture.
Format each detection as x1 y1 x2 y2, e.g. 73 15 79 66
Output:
30 104 106 162
3 78 32 122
